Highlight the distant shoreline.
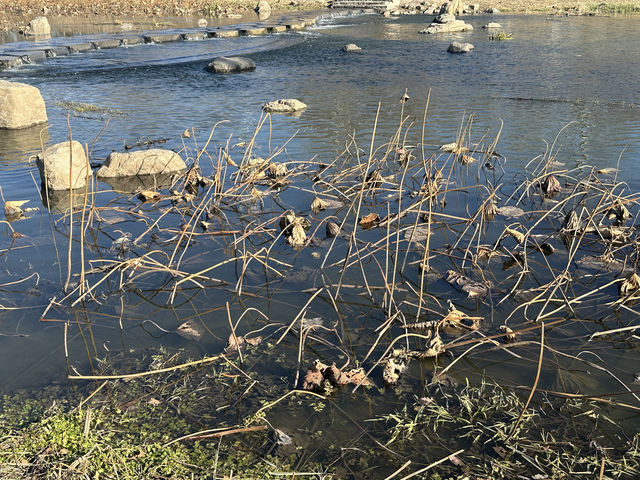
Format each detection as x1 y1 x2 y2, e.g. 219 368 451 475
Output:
1 0 638 31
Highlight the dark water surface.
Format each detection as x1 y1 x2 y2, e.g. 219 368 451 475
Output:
0 11 639 476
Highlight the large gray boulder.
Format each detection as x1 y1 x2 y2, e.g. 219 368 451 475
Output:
205 56 256 73
434 12 456 23
37 141 88 191
263 99 307 114
0 80 48 129
447 41 474 53
255 0 271 18
420 19 473 33
23 16 51 37
97 149 186 178
438 0 464 15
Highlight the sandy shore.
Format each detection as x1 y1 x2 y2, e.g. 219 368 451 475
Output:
0 0 638 31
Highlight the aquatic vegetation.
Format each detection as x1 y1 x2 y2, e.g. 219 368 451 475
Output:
587 3 640 13
490 30 513 40
3 97 640 478
54 100 126 118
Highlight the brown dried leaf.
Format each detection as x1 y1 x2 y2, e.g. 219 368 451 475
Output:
225 334 263 353
440 142 468 155
445 270 489 298
176 321 203 341
440 301 482 331
182 129 191 138
268 162 288 178
596 168 617 175
420 334 445 358
460 154 476 165
383 353 409 385
359 213 380 229
137 190 162 202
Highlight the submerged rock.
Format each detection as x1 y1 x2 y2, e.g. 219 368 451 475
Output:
23 16 51 37
263 98 307 114
0 80 48 129
37 141 88 191
447 41 474 53
343 43 362 52
97 149 186 178
483 22 502 28
205 56 256 73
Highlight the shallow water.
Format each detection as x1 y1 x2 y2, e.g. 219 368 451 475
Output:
0 11 639 476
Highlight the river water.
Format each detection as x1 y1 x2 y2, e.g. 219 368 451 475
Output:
0 11 639 476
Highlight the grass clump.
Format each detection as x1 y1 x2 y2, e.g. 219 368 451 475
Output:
490 30 512 41
55 100 126 118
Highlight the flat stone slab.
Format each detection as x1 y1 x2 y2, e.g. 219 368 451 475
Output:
143 33 182 43
182 32 207 41
211 29 239 38
92 38 121 49
67 42 93 53
120 35 144 45
0 56 22 68
287 22 306 30
240 27 268 36
45 46 69 57
4 50 47 63
205 56 256 73
447 41 474 53
267 25 287 33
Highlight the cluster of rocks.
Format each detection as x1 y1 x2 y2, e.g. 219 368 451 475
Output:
387 0 486 17
419 2 474 33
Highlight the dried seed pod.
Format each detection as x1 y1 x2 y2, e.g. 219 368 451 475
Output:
287 224 307 248
619 272 640 297
561 210 580 232
326 221 340 237
311 197 327 213
541 174 561 195
460 154 475 165
268 162 288 178
366 170 384 189
605 201 631 224
504 227 525 244
482 200 498 220
499 325 516 342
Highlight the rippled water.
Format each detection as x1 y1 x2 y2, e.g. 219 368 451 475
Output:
0 13 639 472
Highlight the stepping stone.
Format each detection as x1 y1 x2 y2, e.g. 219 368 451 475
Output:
44 46 69 57
68 43 93 53
120 35 144 45
182 32 207 41
267 25 287 33
211 29 239 38
92 38 121 49
143 33 181 43
239 27 268 36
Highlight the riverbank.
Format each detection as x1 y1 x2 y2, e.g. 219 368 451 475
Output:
1 0 639 31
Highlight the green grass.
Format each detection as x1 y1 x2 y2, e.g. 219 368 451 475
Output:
490 31 513 41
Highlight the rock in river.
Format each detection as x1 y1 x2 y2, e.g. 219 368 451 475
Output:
447 41 474 53
0 80 48 129
37 141 88 191
343 43 362 52
23 16 51 37
420 19 473 34
205 56 256 73
263 98 307 114
97 149 186 178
